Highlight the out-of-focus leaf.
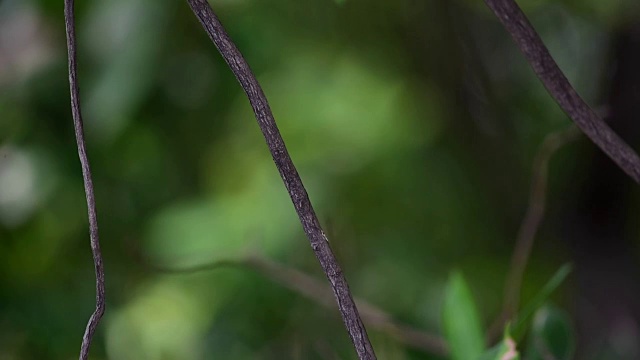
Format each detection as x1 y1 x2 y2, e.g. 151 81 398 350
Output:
526 306 575 360
224 47 443 176
83 0 174 143
513 264 572 337
106 280 219 360
480 326 520 360
443 271 485 360
145 161 296 267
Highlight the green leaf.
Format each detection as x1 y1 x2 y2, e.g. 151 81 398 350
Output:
443 271 485 360
513 264 572 337
525 306 575 360
480 325 520 360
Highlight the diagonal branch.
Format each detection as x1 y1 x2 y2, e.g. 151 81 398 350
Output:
184 1 376 358
63 1 106 359
150 255 448 357
484 0 640 183
248 257 447 356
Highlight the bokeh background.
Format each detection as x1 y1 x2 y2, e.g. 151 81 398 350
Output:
1 0 640 359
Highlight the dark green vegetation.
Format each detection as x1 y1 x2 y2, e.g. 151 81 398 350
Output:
1 0 639 359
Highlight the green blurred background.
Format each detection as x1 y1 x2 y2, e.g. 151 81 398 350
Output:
1 0 640 359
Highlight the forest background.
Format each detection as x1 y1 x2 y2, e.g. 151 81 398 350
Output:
1 0 640 359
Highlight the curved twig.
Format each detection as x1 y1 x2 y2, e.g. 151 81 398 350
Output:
184 1 376 358
63 1 106 359
488 125 580 341
484 0 640 183
151 255 448 357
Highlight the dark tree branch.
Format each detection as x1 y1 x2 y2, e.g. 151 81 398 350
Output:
64 1 106 359
150 255 448 357
488 125 580 342
484 0 640 183
184 1 376 358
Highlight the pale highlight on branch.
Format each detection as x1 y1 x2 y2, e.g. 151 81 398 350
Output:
184 1 376 358
63 1 106 359
484 0 640 183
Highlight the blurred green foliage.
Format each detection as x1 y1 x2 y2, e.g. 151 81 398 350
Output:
1 0 639 359
442 272 484 360
526 306 575 360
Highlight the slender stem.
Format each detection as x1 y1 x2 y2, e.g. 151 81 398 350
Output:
64 1 106 359
484 0 640 183
184 1 376 358
487 125 580 341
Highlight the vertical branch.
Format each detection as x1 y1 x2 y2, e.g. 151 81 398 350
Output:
484 0 640 183
488 125 580 341
63 1 106 359
184 1 376 359
503 126 580 316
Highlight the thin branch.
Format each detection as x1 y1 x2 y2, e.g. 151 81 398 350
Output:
64 1 106 359
151 255 448 357
184 1 376 358
488 125 580 342
484 0 640 183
